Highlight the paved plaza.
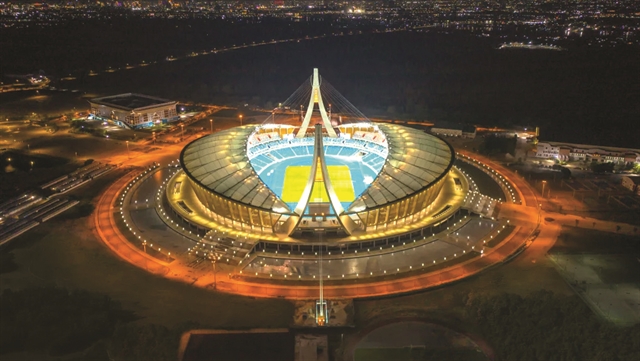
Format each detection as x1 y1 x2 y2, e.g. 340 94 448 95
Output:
549 253 640 326
242 218 499 279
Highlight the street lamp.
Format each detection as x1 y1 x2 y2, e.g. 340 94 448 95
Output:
541 180 547 198
152 131 156 145
209 119 213 133
126 141 130 159
180 124 184 140
239 114 243 126
209 251 223 290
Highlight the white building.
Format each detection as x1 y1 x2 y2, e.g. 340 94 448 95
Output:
89 93 178 129
535 141 640 164
431 121 476 138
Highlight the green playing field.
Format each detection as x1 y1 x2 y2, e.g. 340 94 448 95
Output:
281 165 355 203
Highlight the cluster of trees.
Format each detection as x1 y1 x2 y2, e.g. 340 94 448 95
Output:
0 288 203 360
465 291 640 361
0 288 137 356
590 162 615 174
479 135 517 156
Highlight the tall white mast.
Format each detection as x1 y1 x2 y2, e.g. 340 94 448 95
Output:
297 68 337 138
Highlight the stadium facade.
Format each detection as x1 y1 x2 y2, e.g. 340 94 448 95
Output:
172 69 457 239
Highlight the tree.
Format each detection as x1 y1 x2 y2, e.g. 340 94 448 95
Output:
465 291 640 361
590 162 614 173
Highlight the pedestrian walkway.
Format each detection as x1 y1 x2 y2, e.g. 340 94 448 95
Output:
93 155 541 299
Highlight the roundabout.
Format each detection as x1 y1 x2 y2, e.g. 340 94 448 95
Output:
93 69 538 300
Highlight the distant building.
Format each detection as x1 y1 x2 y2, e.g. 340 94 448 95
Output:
621 176 640 196
89 93 178 129
431 121 476 138
535 141 640 164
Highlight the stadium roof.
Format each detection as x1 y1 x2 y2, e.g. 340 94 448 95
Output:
180 126 290 213
348 124 454 211
89 93 176 111
181 123 453 215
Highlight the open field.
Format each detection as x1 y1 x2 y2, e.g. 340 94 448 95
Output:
0 171 293 329
353 321 488 361
281 165 355 203
548 226 640 326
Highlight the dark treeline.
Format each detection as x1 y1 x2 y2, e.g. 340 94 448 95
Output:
0 287 195 360
0 288 136 356
466 291 640 361
480 135 518 156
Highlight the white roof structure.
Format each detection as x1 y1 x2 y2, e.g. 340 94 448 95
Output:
348 124 454 211
181 126 290 212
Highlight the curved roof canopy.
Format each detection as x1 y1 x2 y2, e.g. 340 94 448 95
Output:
181 123 453 216
348 124 454 211
180 126 290 213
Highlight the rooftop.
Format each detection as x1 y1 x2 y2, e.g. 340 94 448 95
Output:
432 121 476 134
348 123 454 211
538 141 640 154
90 93 175 111
181 125 290 213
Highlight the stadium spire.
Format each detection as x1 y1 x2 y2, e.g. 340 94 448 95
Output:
296 68 338 138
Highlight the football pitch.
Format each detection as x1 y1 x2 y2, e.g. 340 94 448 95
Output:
281 165 355 203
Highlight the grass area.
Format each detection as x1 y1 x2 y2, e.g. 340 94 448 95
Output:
0 168 294 329
353 245 573 329
355 347 487 361
551 226 640 254
0 217 293 329
281 165 354 203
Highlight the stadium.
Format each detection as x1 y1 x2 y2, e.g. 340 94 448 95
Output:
170 69 457 240
140 68 516 290
99 67 526 302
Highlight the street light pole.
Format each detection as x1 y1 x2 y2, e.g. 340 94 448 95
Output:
209 119 213 133
239 114 243 126
213 257 217 289
180 124 184 140
541 180 547 198
126 141 130 159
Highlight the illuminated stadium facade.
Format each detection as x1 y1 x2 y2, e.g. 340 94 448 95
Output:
174 69 455 239
104 68 526 298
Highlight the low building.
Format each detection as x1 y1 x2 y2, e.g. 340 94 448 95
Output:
431 121 476 138
89 93 178 129
535 141 640 164
621 176 640 196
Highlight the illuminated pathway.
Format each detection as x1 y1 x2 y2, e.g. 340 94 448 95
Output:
93 149 543 299
93 169 170 276
91 124 640 299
